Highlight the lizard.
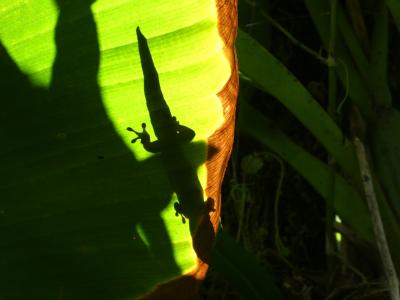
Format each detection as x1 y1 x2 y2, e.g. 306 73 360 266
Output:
127 27 215 236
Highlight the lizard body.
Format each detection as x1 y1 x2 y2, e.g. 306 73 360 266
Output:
127 27 214 234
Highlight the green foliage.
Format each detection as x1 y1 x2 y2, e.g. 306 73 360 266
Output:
208 0 400 299
0 1 230 299
211 232 284 300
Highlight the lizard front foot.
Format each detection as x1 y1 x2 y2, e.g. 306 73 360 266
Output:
174 202 187 224
127 123 150 144
174 197 215 225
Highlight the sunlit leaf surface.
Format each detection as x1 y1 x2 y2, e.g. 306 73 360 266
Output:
0 0 233 298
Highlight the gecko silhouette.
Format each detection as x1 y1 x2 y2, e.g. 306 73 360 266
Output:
127 27 215 237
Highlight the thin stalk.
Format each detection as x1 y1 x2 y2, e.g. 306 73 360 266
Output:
244 0 327 65
353 138 400 300
327 0 337 118
327 0 338 273
263 152 291 266
261 11 326 65
350 107 400 300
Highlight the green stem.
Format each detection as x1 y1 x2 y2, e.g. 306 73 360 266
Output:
327 0 338 119
327 0 338 273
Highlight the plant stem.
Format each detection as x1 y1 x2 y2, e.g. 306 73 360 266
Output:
353 137 399 300
327 0 337 119
326 0 338 273
350 106 399 300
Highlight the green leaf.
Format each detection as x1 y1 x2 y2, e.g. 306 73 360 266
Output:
305 0 400 271
386 0 400 32
211 231 284 300
238 101 373 241
334 0 391 108
304 0 376 121
236 29 359 180
0 0 235 298
370 0 391 108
